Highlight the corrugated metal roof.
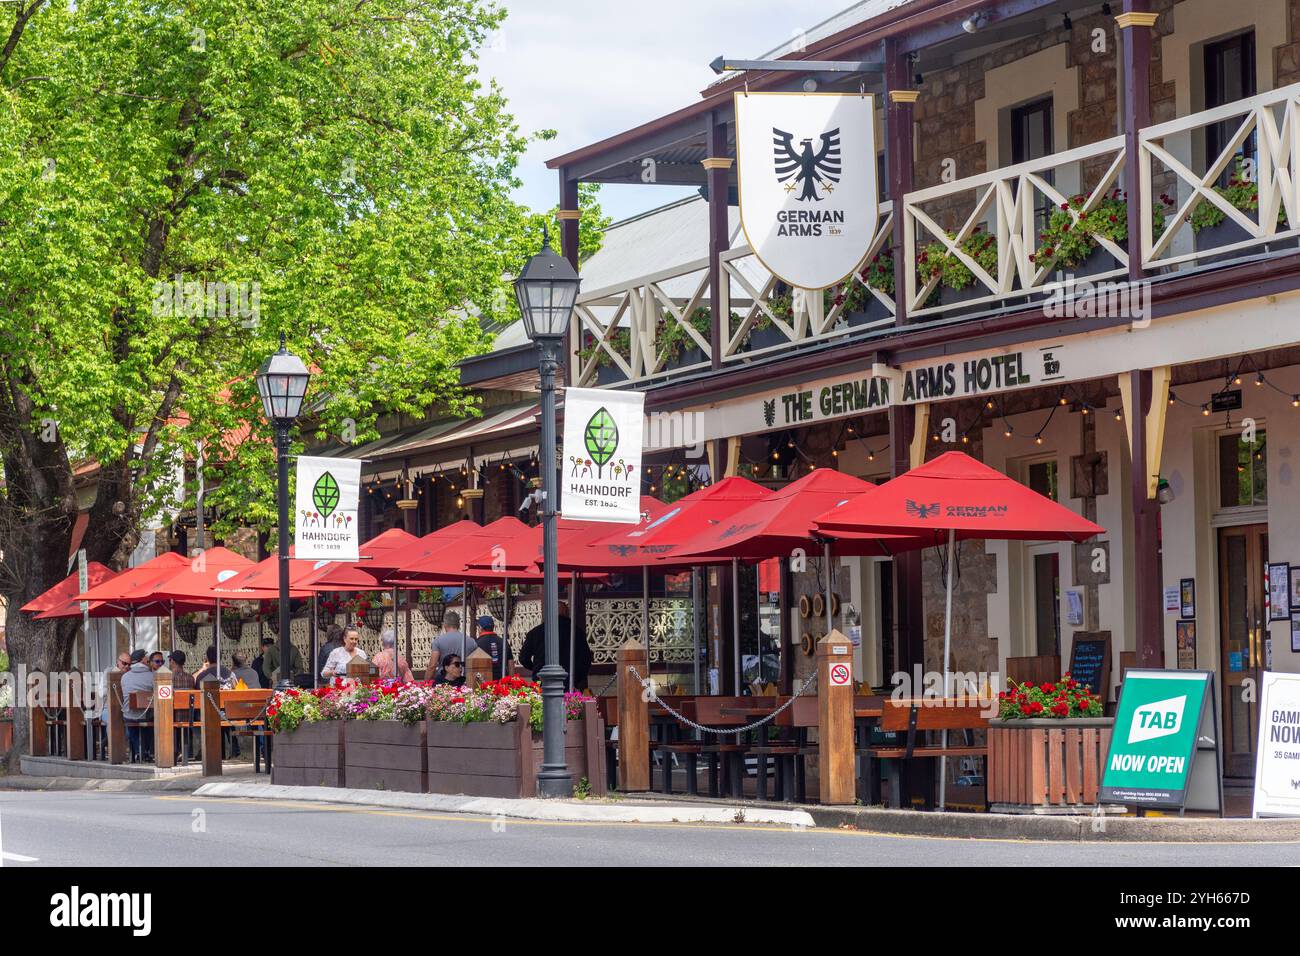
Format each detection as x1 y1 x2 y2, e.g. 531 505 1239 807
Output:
756 0 919 59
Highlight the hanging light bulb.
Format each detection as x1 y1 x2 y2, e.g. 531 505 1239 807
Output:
985 400 994 411
1233 374 1243 386
1201 405 1210 417
1035 434 1044 445
1059 396 1068 406
1168 391 1176 405
1292 395 1300 408
1004 426 1013 438
1255 373 1265 387
1114 409 1122 421
867 451 875 461
1081 406 1089 416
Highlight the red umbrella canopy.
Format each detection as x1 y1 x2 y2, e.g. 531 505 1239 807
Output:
559 476 772 571
21 562 117 614
213 551 337 600
667 469 915 562
138 546 257 601
813 451 1104 545
389 517 534 584
463 496 669 577
71 552 208 617
300 527 422 592
356 519 481 583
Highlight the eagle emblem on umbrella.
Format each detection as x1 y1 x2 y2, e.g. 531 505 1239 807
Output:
773 126 841 201
905 499 941 520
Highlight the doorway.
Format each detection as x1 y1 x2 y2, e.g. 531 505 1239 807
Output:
1217 523 1266 778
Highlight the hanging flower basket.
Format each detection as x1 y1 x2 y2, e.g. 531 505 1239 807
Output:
317 601 338 627
220 616 243 642
363 606 386 631
265 614 280 636
174 618 200 644
418 589 446 627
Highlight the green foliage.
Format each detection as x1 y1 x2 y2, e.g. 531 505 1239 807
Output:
657 307 712 364
861 250 895 295
1188 158 1287 233
1031 191 1172 269
0 0 553 559
916 230 997 290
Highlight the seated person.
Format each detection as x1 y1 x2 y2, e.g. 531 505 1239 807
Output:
322 627 368 679
433 654 466 687
120 649 156 761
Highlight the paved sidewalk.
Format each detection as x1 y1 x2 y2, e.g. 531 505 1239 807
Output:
191 781 818 827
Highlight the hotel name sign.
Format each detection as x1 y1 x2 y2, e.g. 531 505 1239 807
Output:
746 343 1065 432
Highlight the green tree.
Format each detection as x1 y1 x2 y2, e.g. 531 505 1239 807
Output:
0 0 551 767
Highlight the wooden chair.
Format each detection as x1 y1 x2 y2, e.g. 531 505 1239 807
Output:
866 698 992 808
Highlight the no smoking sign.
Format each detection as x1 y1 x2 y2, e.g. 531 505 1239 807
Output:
158 686 173 700
829 663 851 687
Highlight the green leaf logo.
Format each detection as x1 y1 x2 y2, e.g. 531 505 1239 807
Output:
312 471 341 519
584 407 619 474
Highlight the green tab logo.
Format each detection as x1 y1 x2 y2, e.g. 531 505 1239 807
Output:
1129 695 1186 744
584 407 619 478
312 471 340 519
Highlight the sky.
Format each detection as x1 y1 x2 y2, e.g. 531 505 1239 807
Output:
479 0 855 223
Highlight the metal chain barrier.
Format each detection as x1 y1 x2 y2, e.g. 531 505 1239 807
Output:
626 665 817 735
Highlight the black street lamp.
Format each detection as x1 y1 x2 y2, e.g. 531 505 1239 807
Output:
256 334 311 691
514 228 580 798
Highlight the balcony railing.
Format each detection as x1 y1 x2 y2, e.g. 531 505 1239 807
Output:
571 84 1300 387
1140 82 1300 269
901 136 1128 320
572 202 894 387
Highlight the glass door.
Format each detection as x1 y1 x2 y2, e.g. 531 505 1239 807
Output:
1217 524 1266 778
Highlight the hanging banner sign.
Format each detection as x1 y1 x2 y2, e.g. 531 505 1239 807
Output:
734 91 878 290
1253 671 1300 817
294 456 361 561
1100 669 1221 811
561 387 645 523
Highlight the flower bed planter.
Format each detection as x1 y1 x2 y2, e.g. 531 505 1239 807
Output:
344 720 427 793
663 345 706 373
595 363 628 386
937 282 987 312
987 717 1113 813
271 720 345 788
744 325 787 353
840 294 892 329
1195 219 1253 264
426 703 599 799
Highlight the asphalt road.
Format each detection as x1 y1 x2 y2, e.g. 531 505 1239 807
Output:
1 790 1297 867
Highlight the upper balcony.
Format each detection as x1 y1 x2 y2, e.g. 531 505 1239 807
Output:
554 0 1300 390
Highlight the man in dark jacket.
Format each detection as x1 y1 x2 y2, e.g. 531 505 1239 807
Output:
519 602 591 690
474 615 512 681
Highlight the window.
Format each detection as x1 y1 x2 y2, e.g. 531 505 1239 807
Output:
1011 98 1054 235
1218 430 1267 508
1032 551 1061 657
1027 460 1059 502
1204 32 1256 182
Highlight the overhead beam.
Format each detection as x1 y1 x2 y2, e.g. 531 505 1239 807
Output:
710 55 884 74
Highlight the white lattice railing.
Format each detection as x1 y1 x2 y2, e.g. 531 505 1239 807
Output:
1140 82 1300 269
902 136 1127 319
571 204 895 386
719 201 895 362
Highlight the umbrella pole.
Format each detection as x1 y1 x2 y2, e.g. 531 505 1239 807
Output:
567 572 576 691
130 608 136 653
642 565 650 692
823 540 833 635
391 585 400 679
731 558 741 695
691 567 701 695
215 597 221 679
169 601 176 655
311 593 319 689
503 577 511 682
940 527 955 812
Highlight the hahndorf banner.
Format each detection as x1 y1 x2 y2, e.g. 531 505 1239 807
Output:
294 456 361 561
734 91 878 290
561 387 645 523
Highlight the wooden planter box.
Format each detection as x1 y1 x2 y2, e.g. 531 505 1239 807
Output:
344 720 427 793
987 718 1113 813
271 721 345 788
426 702 604 799
0 719 13 756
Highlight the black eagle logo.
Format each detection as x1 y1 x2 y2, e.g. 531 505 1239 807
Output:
905 499 941 520
762 399 776 427
773 126 841 201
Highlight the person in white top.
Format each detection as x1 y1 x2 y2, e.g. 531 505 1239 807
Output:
321 626 368 679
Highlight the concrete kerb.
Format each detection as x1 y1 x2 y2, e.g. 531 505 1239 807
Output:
193 782 818 827
627 792 1300 842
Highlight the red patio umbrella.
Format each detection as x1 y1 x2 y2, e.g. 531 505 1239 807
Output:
140 547 256 670
391 517 535 585
300 527 421 592
22 562 118 617
813 451 1104 808
358 519 482 583
71 552 209 648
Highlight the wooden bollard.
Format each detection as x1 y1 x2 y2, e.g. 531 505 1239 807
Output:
616 638 649 792
153 669 174 769
65 673 87 761
817 631 856 805
107 671 127 765
466 647 493 688
582 697 607 797
200 677 223 777
29 672 48 757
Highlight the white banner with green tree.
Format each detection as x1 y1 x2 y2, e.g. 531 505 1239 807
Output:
560 388 645 523
294 457 360 561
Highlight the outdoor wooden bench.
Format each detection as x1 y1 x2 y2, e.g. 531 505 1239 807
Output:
680 697 755 799
867 698 991 807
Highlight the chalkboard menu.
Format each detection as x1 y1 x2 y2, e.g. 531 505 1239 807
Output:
1067 632 1112 698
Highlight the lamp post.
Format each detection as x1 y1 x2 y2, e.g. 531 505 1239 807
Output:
514 228 580 798
256 334 311 691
